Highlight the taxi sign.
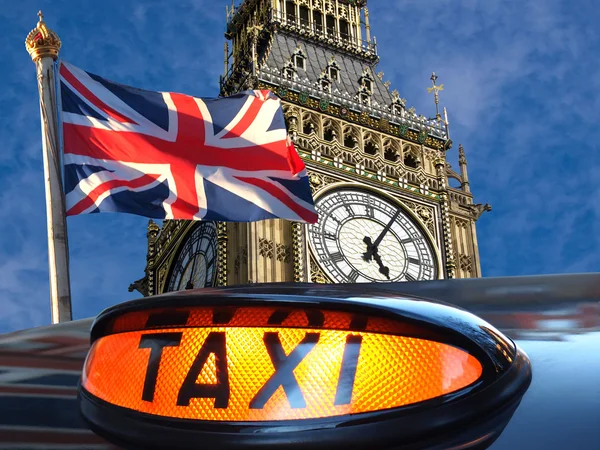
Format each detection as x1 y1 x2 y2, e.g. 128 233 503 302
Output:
83 316 482 421
79 289 532 450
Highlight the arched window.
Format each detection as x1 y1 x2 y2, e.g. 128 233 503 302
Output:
303 122 315 135
326 15 336 35
339 19 350 41
313 10 323 32
286 1 296 22
365 142 377 155
384 148 398 162
324 128 335 142
404 154 418 168
329 66 339 81
344 134 356 148
299 6 309 26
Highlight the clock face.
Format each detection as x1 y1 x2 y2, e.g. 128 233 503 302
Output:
166 222 218 292
308 189 438 283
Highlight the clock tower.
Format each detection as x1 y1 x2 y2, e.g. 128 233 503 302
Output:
129 0 490 296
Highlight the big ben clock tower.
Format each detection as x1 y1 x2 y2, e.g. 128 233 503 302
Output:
130 0 490 296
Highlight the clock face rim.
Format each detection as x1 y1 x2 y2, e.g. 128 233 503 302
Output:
165 222 218 292
307 185 441 284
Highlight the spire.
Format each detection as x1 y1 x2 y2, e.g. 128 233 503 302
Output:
25 10 61 62
458 144 470 193
427 72 444 121
364 7 372 44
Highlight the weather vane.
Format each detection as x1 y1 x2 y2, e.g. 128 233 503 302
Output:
427 72 444 121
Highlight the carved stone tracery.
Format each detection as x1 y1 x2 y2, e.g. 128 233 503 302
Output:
259 237 275 259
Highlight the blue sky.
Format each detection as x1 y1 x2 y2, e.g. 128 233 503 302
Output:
0 0 598 332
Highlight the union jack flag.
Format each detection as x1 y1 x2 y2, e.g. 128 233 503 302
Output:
59 61 317 223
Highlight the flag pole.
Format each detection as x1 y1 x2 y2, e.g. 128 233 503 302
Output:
26 11 72 323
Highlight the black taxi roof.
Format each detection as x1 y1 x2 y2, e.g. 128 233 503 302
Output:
0 273 598 449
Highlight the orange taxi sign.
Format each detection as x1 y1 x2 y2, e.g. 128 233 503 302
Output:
82 307 482 422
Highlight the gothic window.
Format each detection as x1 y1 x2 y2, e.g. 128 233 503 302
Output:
365 141 377 156
339 19 350 41
344 134 356 148
326 15 336 35
313 11 323 33
392 103 403 114
286 1 296 22
329 66 339 81
295 54 305 70
364 78 372 92
384 148 398 162
321 79 331 92
299 5 309 27
404 154 418 169
324 128 335 141
303 121 315 135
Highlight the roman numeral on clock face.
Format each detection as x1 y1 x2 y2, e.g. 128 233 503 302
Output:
330 252 344 263
405 273 417 282
347 269 360 283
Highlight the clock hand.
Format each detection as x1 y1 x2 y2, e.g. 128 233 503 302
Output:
371 247 390 280
362 236 375 262
373 209 401 248
185 240 201 290
363 209 401 260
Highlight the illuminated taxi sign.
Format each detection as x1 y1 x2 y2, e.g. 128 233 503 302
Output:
83 318 482 421
79 295 532 450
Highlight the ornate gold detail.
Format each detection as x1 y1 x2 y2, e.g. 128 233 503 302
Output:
427 72 444 120
439 192 455 279
307 171 340 194
309 174 322 190
157 264 169 293
25 11 61 62
309 255 331 284
359 111 370 124
259 237 275 259
417 207 431 221
276 243 292 263
378 117 390 132
291 222 305 282
398 198 435 236
258 82 447 150
216 222 228 286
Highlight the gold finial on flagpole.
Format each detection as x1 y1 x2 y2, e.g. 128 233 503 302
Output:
25 10 62 62
25 9 73 323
